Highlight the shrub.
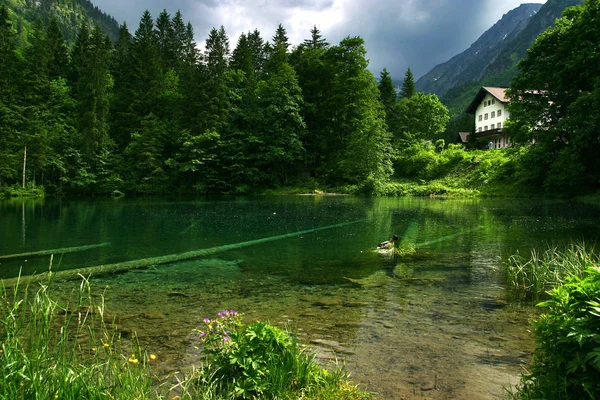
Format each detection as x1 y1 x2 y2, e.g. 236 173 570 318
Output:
514 267 600 399
193 311 372 400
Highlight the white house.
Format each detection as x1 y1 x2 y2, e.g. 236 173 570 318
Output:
461 87 511 149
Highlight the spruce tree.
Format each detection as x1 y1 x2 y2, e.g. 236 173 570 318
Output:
399 67 415 100
378 68 400 138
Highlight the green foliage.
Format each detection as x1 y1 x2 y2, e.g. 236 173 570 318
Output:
397 92 450 142
508 0 600 194
514 267 600 399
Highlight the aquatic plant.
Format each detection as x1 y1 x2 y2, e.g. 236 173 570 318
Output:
505 242 599 302
511 267 600 399
191 311 373 400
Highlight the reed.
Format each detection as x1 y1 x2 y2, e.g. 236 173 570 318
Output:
505 242 599 302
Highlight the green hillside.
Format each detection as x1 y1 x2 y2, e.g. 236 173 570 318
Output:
440 0 583 118
0 0 119 45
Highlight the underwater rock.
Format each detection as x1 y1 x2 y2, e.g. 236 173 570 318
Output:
312 300 340 308
479 298 507 311
310 338 355 355
142 312 166 320
341 301 369 308
167 291 190 298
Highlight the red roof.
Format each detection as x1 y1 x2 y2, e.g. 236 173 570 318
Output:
465 87 509 114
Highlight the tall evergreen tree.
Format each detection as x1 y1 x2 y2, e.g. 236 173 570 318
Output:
110 22 136 148
399 67 415 100
266 23 289 73
45 18 69 81
0 5 23 185
323 37 393 183
74 26 112 163
303 25 329 49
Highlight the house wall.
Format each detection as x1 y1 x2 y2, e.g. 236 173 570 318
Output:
474 93 509 134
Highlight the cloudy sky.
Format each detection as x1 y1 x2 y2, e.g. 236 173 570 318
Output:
92 0 547 81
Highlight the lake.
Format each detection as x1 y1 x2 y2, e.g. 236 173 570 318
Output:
1 196 599 399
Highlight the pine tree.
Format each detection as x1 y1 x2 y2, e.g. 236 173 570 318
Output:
45 18 69 81
74 26 112 164
323 36 393 183
266 23 289 73
0 5 24 186
110 22 135 148
303 25 328 49
399 67 415 100
378 68 400 137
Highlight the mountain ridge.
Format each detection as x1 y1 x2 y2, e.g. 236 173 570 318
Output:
415 3 542 97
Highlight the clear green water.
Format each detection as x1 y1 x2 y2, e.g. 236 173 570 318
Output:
1 196 599 398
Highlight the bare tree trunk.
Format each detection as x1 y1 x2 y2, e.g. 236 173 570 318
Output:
22 143 27 189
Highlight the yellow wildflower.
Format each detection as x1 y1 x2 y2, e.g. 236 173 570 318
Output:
149 354 157 361
103 343 110 349
128 354 139 364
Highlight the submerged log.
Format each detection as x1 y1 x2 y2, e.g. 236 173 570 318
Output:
0 242 111 261
1 219 365 287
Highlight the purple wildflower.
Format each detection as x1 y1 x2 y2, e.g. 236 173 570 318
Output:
223 336 230 342
199 331 207 338
203 318 210 324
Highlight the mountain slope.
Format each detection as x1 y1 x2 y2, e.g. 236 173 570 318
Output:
433 0 584 117
1 0 119 44
482 0 583 77
415 3 542 97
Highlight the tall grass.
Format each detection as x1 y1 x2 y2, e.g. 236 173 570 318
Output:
0 276 157 399
505 242 599 302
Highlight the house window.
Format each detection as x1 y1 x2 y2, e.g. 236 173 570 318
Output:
484 113 488 120
491 111 496 118
478 127 482 132
484 126 488 131
491 124 495 129
478 115 482 122
497 109 502 117
492 99 496 105
497 122 502 128
495 138 501 149
484 102 487 107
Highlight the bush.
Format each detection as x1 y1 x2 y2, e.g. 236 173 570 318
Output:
514 267 600 399
192 311 373 400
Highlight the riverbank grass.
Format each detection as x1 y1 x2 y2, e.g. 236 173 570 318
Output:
0 277 155 399
504 242 599 302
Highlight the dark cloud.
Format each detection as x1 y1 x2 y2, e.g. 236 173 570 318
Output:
93 0 545 81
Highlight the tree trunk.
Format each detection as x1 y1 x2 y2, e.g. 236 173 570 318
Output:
22 143 27 189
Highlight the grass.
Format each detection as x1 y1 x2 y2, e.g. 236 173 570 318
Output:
0 275 372 399
504 242 599 302
0 275 156 399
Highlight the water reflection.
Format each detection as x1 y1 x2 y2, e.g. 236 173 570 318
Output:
1 196 599 398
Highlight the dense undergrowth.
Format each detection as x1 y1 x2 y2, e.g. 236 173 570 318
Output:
0 277 371 400
504 243 600 399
